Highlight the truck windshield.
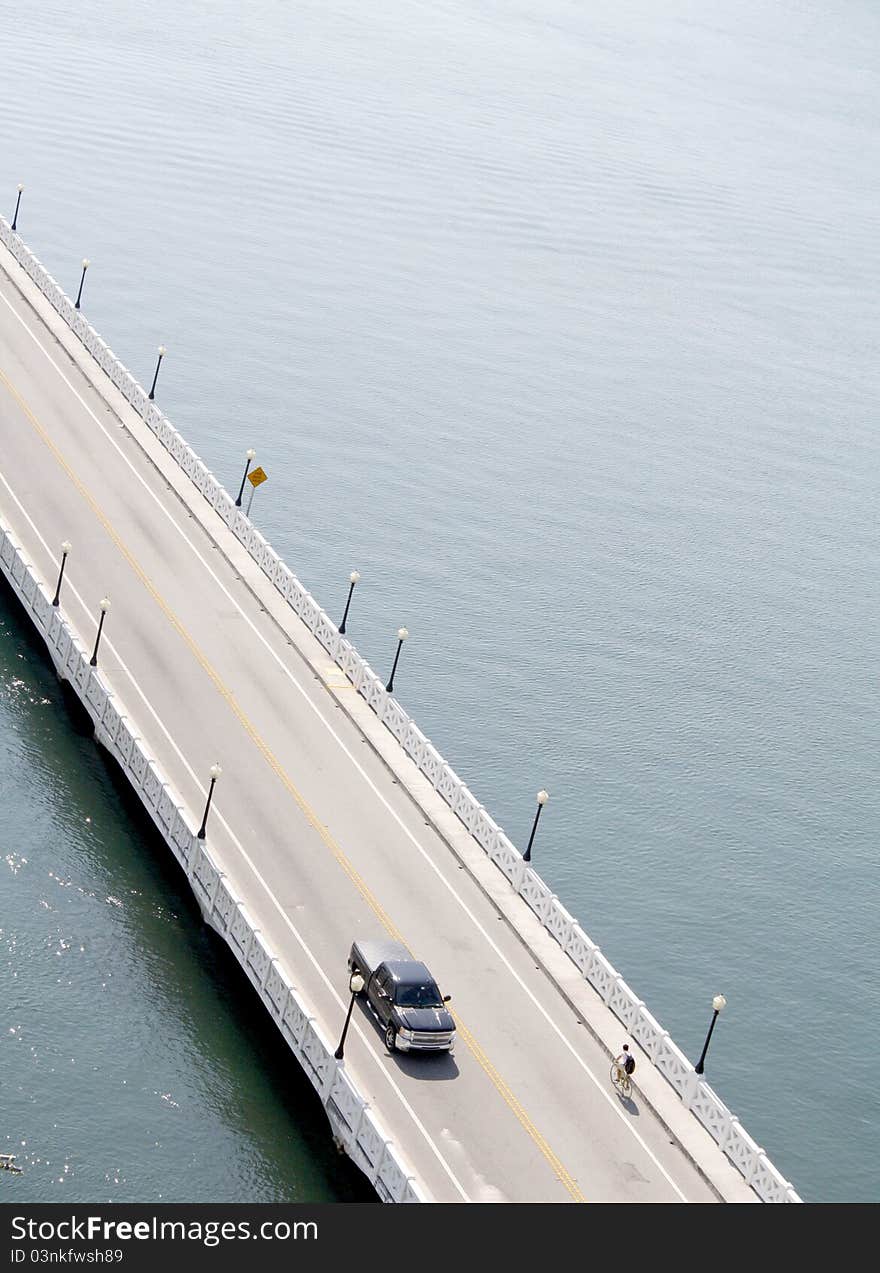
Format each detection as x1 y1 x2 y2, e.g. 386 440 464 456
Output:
395 982 443 1008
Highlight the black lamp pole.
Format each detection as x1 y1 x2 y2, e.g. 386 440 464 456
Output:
52 541 71 607
89 598 111 667
235 449 257 507
338 571 360 635
694 995 727 1075
197 765 222 839
334 973 365 1060
523 790 549 863
148 345 166 400
74 259 89 309
11 184 23 232
385 627 408 693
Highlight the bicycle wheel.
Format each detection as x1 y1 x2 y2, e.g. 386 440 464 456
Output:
610 1063 631 1097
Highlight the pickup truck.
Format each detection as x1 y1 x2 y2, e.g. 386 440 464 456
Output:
348 939 455 1054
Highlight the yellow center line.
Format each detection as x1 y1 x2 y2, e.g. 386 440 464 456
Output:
455 1021 585 1200
0 364 586 1203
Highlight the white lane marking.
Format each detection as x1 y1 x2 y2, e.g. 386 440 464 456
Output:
0 282 692 1200
0 471 469 1203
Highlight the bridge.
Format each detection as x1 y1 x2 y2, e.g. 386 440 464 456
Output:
0 216 799 1203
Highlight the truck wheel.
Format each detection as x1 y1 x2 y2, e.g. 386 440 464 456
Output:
385 1024 397 1052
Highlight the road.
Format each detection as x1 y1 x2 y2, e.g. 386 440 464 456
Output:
0 245 757 1202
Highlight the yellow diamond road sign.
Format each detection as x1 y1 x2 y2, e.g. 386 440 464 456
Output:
247 466 268 488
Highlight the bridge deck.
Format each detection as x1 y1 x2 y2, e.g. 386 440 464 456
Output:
0 243 758 1202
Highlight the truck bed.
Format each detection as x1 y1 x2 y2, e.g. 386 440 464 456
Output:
349 938 411 977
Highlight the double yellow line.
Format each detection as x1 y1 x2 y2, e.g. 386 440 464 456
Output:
0 363 586 1203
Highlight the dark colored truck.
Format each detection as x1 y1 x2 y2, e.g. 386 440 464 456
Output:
348 939 455 1054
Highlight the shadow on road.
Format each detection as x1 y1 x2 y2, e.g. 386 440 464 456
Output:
615 1090 639 1115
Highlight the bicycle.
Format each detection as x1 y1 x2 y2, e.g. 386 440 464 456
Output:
610 1061 632 1098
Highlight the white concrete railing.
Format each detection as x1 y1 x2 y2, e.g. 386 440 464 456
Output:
0 218 800 1203
0 517 423 1204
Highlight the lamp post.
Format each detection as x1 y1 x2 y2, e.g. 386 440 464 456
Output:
334 971 365 1060
148 345 166 400
89 597 111 667
74 258 90 309
523 789 549 863
52 541 72 607
197 764 222 839
11 184 23 232
694 994 727 1075
338 571 360 635
385 627 408 693
234 449 257 507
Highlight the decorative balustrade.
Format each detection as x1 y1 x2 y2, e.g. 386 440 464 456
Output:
0 516 422 1205
0 219 800 1202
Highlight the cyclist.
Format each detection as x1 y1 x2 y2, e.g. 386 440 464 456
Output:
613 1043 636 1083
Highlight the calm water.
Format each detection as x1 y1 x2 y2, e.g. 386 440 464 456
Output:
1 0 878 1202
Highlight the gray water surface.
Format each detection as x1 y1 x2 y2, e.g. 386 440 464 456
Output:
1 0 879 1201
